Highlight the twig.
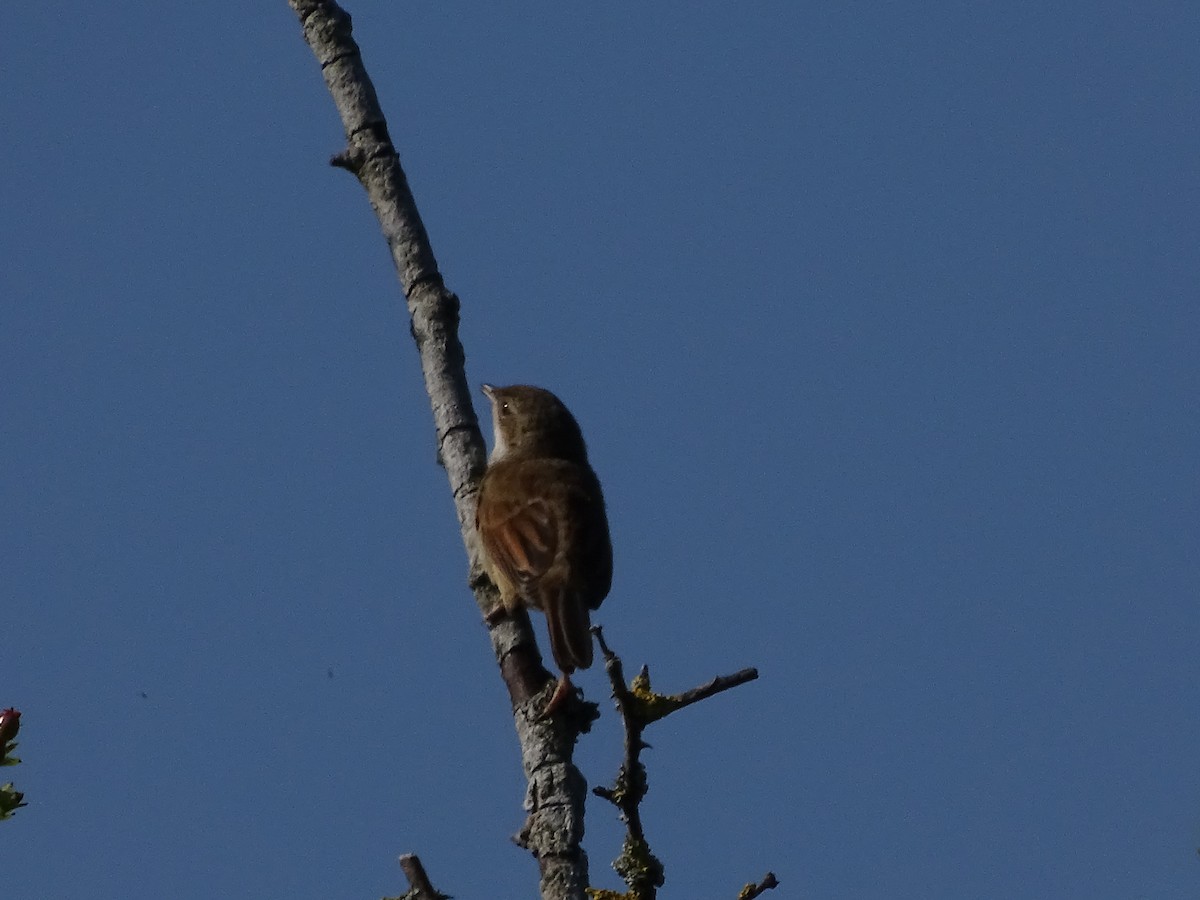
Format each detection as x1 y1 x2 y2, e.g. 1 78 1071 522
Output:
737 871 780 899
591 628 760 899
397 854 450 900
591 629 656 850
669 667 759 713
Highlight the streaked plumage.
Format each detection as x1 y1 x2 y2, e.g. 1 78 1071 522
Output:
476 384 612 708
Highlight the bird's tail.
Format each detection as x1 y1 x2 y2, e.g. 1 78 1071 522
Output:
543 588 594 673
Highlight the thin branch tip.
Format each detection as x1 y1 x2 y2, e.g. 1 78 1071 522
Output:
668 666 759 713
329 148 359 172
591 623 614 658
397 853 450 900
737 871 780 899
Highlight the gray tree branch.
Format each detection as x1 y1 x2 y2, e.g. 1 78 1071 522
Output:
591 628 765 899
396 854 449 900
286 3 592 897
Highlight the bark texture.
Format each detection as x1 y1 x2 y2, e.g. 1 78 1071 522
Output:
287 3 591 897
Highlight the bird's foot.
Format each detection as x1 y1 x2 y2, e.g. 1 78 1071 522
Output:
540 673 577 718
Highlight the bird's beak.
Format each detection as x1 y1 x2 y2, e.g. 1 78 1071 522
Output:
481 383 496 401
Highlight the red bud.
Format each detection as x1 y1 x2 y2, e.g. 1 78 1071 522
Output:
0 708 20 745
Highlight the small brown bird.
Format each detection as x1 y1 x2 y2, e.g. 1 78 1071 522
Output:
476 384 612 712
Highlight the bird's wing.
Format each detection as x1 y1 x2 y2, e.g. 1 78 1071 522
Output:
478 491 559 592
560 468 612 609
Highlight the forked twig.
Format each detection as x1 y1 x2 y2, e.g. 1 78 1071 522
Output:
590 627 765 899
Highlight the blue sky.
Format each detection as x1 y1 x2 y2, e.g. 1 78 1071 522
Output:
4 3 1198 898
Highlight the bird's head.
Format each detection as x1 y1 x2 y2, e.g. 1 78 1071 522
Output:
481 384 589 463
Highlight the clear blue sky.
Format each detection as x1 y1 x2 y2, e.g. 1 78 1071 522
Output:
4 3 1198 898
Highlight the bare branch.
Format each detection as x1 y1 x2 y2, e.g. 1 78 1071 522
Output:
287 3 593 897
397 854 450 900
736 872 780 900
660 667 759 718
592 628 761 898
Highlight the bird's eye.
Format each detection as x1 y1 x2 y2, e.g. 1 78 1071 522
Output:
499 402 511 416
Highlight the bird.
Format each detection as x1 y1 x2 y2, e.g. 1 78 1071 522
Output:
476 384 612 713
